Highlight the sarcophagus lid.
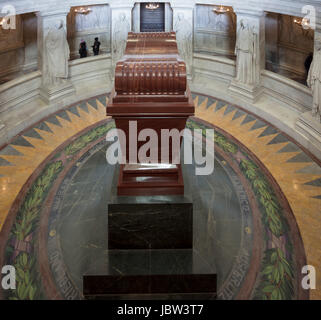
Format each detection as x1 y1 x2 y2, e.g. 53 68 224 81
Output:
113 32 188 103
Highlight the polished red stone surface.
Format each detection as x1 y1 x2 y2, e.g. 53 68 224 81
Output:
107 32 195 196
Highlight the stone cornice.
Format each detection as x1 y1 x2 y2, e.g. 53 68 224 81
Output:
3 0 320 16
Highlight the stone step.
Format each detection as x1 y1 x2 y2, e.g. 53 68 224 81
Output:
83 249 217 300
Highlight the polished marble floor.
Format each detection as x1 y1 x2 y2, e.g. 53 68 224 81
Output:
47 141 252 299
0 93 320 300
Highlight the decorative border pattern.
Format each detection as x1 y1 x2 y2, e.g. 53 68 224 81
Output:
3 122 115 300
187 119 296 300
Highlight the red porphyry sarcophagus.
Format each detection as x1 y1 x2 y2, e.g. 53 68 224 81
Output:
107 32 195 196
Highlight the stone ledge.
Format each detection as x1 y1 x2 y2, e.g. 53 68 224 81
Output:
296 112 321 160
190 75 321 161
39 81 76 105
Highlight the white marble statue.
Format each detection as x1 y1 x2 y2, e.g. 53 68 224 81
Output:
44 20 70 86
307 45 321 123
235 20 257 85
112 13 130 68
174 12 193 75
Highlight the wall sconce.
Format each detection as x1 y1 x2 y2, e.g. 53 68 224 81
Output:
74 7 92 14
146 3 159 10
213 5 230 14
293 17 311 29
0 18 4 27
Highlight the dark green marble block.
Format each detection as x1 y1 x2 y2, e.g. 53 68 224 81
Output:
108 198 193 250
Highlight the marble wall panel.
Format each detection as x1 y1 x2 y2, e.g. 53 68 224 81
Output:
194 4 236 59
0 15 24 53
265 12 314 84
67 5 111 59
22 12 38 72
0 15 24 82
0 14 38 84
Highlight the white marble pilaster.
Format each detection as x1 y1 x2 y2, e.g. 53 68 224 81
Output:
110 2 133 75
229 8 265 103
132 3 140 33
22 13 38 73
171 2 194 79
37 9 75 104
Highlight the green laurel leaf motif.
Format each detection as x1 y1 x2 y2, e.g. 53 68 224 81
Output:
8 161 63 300
6 119 116 300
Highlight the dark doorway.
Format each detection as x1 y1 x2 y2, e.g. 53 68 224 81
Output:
140 3 165 32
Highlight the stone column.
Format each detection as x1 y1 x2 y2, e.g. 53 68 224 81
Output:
171 2 194 79
229 8 265 103
110 2 133 76
37 9 75 104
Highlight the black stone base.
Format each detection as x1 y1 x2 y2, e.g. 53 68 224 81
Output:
83 274 217 300
108 196 193 249
83 249 216 300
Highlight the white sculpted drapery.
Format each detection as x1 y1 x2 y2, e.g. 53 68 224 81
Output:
112 13 130 68
235 20 257 85
308 48 321 123
44 20 70 86
174 13 193 75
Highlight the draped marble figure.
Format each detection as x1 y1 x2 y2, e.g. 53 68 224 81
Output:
235 20 256 85
112 13 130 68
44 20 70 86
308 46 321 123
174 13 193 75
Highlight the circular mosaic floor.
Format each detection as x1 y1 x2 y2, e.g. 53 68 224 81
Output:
0 93 320 300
